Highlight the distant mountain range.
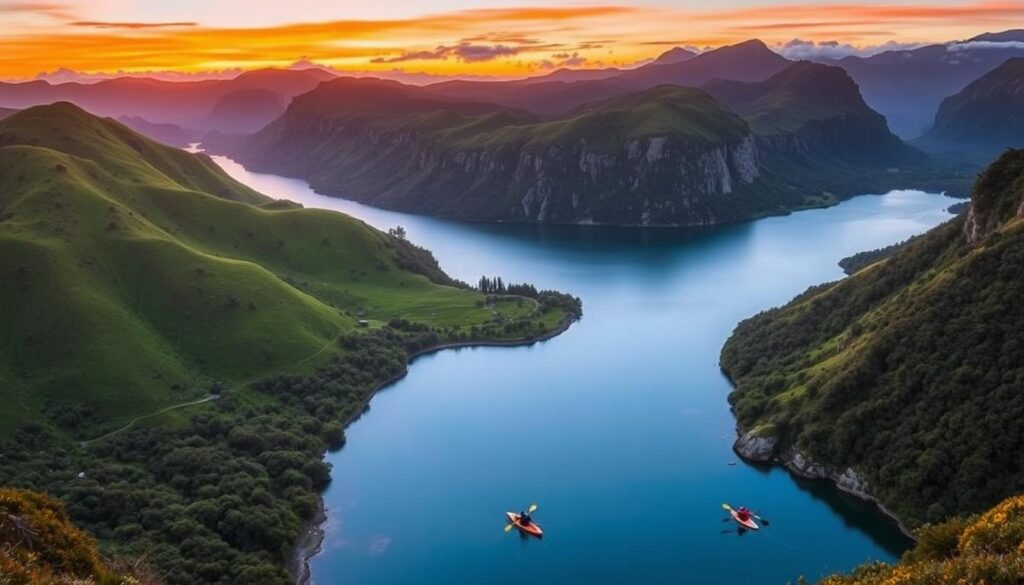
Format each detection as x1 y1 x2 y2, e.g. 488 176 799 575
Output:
0 67 332 134
916 57 1024 161
815 30 1024 137
422 40 789 116
209 60 929 226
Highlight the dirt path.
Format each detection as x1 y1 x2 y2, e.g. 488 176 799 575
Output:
80 394 218 446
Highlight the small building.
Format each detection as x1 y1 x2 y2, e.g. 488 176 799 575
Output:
357 319 370 328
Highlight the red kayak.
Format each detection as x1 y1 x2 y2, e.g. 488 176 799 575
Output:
730 509 759 531
506 512 543 538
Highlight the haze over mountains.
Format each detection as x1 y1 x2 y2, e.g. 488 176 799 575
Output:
814 30 1024 137
0 67 332 134
917 57 1024 161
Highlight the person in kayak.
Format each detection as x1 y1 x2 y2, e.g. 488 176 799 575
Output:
736 507 752 522
519 510 533 526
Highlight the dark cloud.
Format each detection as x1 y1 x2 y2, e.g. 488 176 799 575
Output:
777 38 924 59
71 21 197 29
371 42 528 64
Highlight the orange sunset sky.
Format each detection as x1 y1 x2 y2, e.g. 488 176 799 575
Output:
2 0 1024 80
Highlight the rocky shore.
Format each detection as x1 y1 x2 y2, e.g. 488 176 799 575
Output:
733 429 916 539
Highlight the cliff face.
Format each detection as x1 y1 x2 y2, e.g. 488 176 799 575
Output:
926 58 1024 147
225 68 923 227
235 82 778 226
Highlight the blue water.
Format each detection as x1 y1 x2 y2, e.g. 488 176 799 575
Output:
214 157 956 585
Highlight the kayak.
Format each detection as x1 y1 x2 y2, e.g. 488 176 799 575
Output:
730 509 759 531
506 511 543 538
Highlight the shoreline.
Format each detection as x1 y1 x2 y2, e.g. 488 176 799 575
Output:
731 428 917 541
288 316 576 585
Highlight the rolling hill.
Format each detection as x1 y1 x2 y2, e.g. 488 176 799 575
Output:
721 149 1024 528
0 102 569 437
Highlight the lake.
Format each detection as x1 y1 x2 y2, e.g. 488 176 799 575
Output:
213 156 956 585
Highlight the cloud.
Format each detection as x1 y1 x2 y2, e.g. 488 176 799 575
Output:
0 2 73 19
70 21 197 29
777 38 926 59
948 40 1024 51
371 42 526 64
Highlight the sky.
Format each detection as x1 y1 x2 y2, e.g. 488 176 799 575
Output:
2 0 1024 81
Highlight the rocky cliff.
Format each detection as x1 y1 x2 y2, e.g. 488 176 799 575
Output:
229 80 793 226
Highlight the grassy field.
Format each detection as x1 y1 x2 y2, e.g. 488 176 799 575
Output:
0 102 572 437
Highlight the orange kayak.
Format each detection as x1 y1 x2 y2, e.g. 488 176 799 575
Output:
506 512 543 538
730 509 759 531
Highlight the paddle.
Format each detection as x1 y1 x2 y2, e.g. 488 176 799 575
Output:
504 503 539 532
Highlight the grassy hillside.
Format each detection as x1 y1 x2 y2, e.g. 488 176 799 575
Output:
0 102 572 438
0 103 578 585
721 150 1024 528
821 494 1024 584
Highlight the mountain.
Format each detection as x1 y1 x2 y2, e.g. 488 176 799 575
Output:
117 115 196 147
721 149 1024 528
918 58 1024 160
970 29 1024 42
0 107 16 120
705 61 921 165
616 40 791 89
0 68 331 127
824 494 1024 585
198 88 287 133
819 30 1024 137
422 77 632 116
649 46 698 66
423 40 789 116
223 77 801 225
519 67 624 84
220 63 936 226
0 101 569 436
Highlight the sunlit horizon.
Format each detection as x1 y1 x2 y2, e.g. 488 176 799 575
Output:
2 1 1024 82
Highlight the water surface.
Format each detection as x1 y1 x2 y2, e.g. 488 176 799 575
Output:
214 157 955 585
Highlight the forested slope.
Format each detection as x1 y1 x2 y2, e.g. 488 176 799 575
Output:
722 150 1024 528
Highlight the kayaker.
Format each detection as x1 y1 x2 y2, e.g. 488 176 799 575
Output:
736 507 752 522
519 510 532 526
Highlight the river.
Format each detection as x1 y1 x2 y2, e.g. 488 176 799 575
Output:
212 156 955 585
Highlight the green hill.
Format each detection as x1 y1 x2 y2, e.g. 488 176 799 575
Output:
0 102 571 438
721 149 1024 528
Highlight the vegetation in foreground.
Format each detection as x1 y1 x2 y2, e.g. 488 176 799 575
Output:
819 494 1024 585
0 487 152 585
0 103 580 585
722 149 1024 528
